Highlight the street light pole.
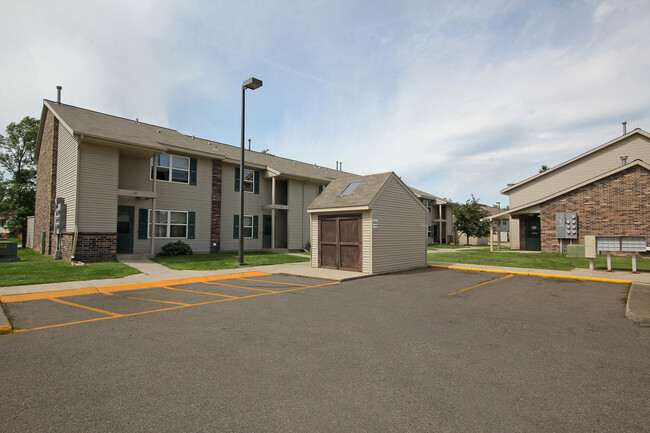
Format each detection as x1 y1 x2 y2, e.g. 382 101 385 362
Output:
239 77 263 266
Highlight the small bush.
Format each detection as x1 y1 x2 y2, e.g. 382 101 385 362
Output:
304 241 311 251
159 240 193 256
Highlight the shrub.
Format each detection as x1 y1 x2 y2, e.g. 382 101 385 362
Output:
304 241 311 251
159 240 193 256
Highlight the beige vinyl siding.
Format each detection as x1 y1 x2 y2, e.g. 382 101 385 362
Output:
362 211 372 273
118 155 152 190
220 163 271 251
124 156 213 254
287 180 318 250
371 177 427 274
55 126 78 229
509 135 650 208
78 144 119 232
310 213 318 267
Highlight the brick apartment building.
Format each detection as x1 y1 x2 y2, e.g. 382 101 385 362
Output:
483 128 650 254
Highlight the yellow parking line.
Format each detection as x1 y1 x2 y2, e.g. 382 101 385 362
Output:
49 297 121 316
238 278 309 287
0 271 272 303
163 286 238 298
204 282 277 293
447 274 514 296
13 279 341 333
124 296 191 307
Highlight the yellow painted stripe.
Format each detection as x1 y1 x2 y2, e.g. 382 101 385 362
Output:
49 297 121 316
238 278 309 287
447 274 513 296
204 282 277 293
430 265 633 284
0 271 271 303
162 286 237 298
0 324 13 334
123 296 191 306
14 279 341 333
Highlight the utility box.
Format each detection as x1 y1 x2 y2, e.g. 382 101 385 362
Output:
584 235 596 259
566 245 585 258
0 241 19 262
556 212 578 239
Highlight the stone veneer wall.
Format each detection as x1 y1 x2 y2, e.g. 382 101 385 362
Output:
540 165 649 255
33 109 58 256
210 160 222 254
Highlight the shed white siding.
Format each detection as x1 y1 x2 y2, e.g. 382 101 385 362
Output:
55 126 78 229
371 177 427 274
78 144 119 232
362 211 373 273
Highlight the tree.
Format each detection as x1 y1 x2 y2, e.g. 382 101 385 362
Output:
0 116 39 246
539 165 549 173
453 195 490 245
260 148 274 156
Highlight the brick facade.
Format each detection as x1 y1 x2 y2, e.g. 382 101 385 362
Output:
33 109 58 256
70 232 117 262
211 160 222 254
539 165 649 255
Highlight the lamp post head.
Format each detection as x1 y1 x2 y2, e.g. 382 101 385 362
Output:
243 77 263 90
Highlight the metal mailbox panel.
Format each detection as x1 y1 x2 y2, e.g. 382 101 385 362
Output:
621 236 646 252
556 212 578 239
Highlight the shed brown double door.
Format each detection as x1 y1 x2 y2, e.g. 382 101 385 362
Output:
319 214 362 271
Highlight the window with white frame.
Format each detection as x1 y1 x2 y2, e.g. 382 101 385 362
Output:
426 201 432 212
242 215 253 238
151 154 190 184
148 210 188 238
243 169 254 193
427 225 432 239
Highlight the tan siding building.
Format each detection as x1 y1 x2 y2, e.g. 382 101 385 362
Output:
308 172 428 274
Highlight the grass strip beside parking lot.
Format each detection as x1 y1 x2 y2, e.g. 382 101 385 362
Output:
0 249 141 287
428 249 650 272
154 251 309 270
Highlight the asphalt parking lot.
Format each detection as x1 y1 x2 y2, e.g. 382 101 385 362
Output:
1 268 648 432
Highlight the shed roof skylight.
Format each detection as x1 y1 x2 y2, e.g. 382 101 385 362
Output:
339 182 360 196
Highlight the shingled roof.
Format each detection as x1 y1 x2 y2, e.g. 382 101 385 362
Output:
36 100 352 183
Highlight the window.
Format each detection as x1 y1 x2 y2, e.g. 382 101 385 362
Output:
427 225 432 239
339 182 360 196
318 184 326 194
242 215 253 238
148 210 188 238
426 201 432 212
151 154 190 184
243 169 254 193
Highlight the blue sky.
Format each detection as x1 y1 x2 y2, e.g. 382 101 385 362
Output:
1 0 649 206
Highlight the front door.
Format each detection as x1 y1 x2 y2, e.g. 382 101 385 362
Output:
117 206 134 254
263 215 272 248
525 216 541 251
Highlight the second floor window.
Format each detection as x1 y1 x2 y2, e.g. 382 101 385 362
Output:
151 154 190 184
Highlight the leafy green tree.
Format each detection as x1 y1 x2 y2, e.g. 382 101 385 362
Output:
0 116 39 246
453 195 490 245
539 164 549 173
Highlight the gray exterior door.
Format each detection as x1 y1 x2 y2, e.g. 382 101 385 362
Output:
117 206 134 254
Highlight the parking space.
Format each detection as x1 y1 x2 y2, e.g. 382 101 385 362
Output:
1 267 647 432
0 272 339 332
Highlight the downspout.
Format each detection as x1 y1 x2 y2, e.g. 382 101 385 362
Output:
271 177 276 249
71 135 82 260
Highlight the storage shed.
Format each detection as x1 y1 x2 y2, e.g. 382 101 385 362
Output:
307 172 428 274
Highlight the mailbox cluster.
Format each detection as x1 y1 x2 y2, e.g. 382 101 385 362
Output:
555 212 578 239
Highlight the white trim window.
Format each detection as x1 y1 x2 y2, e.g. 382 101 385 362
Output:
148 210 188 238
427 225 432 239
426 201 432 213
243 169 255 193
242 215 253 238
151 154 190 184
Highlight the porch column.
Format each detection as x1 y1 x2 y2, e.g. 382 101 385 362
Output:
438 204 443 243
271 177 276 249
150 156 157 256
489 220 494 252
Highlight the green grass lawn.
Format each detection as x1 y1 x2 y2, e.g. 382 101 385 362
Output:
154 251 310 270
0 248 141 287
427 249 650 272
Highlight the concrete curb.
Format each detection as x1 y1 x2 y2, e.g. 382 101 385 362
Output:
626 283 650 323
0 303 13 334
